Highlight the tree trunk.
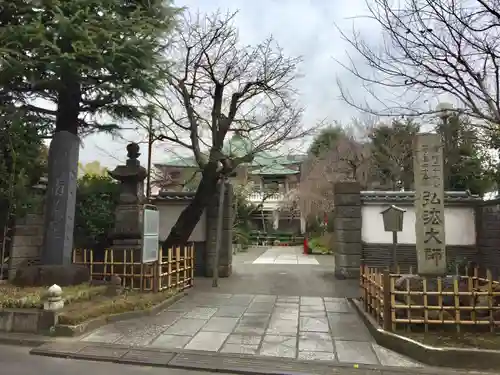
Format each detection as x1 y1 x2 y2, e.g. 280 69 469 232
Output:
162 162 219 248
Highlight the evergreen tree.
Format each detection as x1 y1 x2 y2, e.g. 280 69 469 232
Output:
0 0 179 262
435 114 493 196
308 126 345 157
369 119 420 190
1 0 179 134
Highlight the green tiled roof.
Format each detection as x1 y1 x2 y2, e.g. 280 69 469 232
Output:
159 156 198 167
249 163 299 175
222 133 254 158
158 134 306 171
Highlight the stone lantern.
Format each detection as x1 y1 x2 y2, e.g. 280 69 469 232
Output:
108 143 148 251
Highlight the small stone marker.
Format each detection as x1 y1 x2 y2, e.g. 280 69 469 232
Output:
105 275 123 296
44 284 65 311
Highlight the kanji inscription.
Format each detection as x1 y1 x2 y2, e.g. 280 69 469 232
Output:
414 133 446 275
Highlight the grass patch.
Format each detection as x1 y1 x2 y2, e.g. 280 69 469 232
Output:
401 331 500 350
0 283 107 309
57 289 178 326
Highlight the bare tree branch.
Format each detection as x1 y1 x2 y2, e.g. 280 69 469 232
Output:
149 10 307 172
297 121 373 217
337 0 500 128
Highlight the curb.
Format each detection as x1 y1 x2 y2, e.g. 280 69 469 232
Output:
30 342 497 375
0 290 188 345
349 298 500 371
0 332 56 347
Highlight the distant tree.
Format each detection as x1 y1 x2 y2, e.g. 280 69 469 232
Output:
435 114 494 196
308 126 345 157
78 161 108 177
0 112 46 219
0 111 46 276
74 174 120 249
299 124 372 218
369 119 420 190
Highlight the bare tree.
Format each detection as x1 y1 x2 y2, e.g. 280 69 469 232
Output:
298 127 372 218
151 11 306 246
338 0 500 127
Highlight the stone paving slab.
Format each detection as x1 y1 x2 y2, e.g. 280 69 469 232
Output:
75 292 423 368
252 246 320 265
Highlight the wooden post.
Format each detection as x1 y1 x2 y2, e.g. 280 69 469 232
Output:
167 246 172 289
190 244 194 286
153 247 161 293
383 270 392 332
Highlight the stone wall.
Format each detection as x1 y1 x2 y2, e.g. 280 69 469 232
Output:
205 182 233 277
476 199 500 277
7 181 47 280
333 182 362 279
359 191 479 274
362 244 478 273
8 213 44 280
332 184 482 278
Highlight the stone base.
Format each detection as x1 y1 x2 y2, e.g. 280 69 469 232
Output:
334 267 360 280
12 264 90 287
204 265 232 278
0 309 57 333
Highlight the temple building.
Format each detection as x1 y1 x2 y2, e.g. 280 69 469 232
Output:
151 133 307 233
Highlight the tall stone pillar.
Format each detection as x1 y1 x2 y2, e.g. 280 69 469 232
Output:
333 182 362 279
41 131 80 265
205 181 233 277
108 143 148 254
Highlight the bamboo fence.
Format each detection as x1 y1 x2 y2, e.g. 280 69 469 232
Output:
360 264 500 332
72 244 194 292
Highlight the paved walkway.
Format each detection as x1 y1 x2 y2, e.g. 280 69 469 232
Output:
252 246 319 264
80 291 421 367
77 247 421 368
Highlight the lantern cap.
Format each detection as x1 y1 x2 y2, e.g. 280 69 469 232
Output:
381 205 406 214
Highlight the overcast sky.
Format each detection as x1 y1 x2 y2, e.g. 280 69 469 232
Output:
78 0 380 168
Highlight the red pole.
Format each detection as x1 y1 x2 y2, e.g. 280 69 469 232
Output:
303 238 308 255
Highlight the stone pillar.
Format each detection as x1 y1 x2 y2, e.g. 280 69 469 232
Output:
41 131 80 265
108 143 148 257
300 215 306 234
333 182 362 279
205 181 233 277
272 210 279 230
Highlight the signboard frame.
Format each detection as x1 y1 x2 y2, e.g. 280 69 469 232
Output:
142 204 159 264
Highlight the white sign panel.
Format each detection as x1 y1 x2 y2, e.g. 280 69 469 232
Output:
142 205 159 263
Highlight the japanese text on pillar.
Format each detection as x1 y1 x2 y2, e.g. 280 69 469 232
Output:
419 142 446 268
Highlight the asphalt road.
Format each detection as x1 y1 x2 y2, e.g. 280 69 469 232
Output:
0 344 216 375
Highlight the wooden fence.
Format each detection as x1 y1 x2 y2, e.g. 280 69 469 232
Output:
360 264 500 332
72 244 194 292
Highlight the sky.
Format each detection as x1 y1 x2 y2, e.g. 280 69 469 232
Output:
78 0 380 169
